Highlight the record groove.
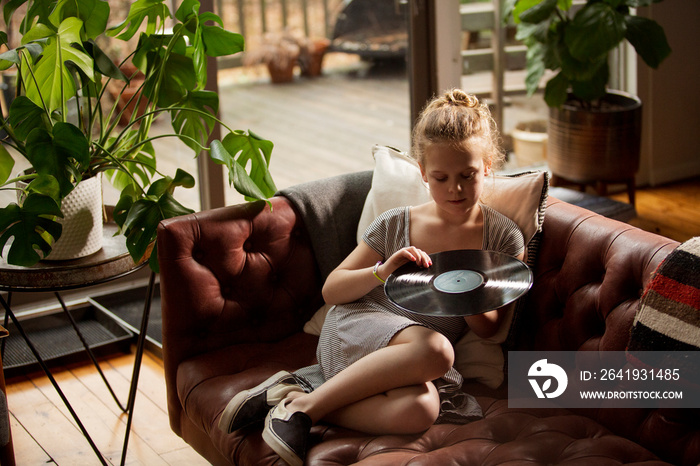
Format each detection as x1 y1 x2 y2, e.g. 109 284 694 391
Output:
385 250 533 317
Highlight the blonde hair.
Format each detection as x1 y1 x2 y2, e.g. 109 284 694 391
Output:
411 89 505 168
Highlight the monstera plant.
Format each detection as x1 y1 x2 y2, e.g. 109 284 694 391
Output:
0 0 276 270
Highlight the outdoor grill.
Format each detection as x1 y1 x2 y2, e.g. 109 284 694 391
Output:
331 0 408 59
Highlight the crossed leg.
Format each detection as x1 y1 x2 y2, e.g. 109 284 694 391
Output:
286 325 454 434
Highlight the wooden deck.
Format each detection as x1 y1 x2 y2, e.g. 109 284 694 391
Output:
143 58 413 210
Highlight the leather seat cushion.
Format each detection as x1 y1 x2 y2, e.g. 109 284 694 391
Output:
176 336 666 465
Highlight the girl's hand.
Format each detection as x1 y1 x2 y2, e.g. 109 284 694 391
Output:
379 246 432 280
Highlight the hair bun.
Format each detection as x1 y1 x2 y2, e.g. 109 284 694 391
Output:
445 89 479 108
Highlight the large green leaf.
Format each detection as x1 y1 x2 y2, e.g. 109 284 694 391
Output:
544 71 570 107
519 0 558 24
515 20 550 44
175 0 200 23
84 39 126 81
212 132 277 201
524 42 546 96
49 0 110 40
0 195 63 266
25 173 61 202
25 122 89 196
53 121 90 171
171 90 218 151
571 61 609 103
211 140 268 201
5 0 52 35
141 50 196 107
565 3 626 61
22 17 95 112
511 0 542 24
146 169 195 197
202 26 244 57
120 187 193 264
624 15 671 69
0 145 15 185
558 40 607 82
108 0 171 41
7 96 47 140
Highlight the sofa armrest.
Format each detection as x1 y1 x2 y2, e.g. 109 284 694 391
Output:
157 197 323 435
518 196 679 352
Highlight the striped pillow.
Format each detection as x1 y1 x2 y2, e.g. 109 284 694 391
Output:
627 237 700 352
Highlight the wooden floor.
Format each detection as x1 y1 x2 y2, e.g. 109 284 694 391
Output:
610 177 700 243
3 59 700 465
5 350 209 466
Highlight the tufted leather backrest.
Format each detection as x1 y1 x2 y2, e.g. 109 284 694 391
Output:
515 197 679 352
157 197 323 434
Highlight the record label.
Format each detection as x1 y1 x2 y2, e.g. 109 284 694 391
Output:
433 270 484 294
385 250 533 317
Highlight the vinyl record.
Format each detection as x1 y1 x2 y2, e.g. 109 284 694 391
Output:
385 250 533 317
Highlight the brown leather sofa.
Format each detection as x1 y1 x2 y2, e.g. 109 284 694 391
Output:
157 171 699 465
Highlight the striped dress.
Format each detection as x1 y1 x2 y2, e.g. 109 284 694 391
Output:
297 204 525 424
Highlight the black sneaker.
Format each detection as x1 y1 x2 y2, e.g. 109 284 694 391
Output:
217 371 309 434
262 399 312 466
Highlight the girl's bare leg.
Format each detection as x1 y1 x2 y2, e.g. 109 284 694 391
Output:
329 382 440 434
286 325 453 433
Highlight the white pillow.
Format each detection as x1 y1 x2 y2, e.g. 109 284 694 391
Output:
357 145 547 248
453 303 515 389
303 303 334 335
356 145 430 244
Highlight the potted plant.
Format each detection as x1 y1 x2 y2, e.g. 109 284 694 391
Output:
243 30 302 83
507 0 671 203
299 37 330 78
0 0 277 270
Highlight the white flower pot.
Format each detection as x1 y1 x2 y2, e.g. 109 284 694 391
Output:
18 173 104 261
512 120 548 167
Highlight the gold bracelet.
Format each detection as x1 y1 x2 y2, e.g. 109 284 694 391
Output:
373 261 385 284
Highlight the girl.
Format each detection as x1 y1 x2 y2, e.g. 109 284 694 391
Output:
219 89 525 466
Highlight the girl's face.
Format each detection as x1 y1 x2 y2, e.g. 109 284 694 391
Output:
419 142 491 219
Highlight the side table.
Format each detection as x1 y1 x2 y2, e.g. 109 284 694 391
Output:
0 223 155 466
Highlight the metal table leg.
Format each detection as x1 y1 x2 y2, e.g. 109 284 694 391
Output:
0 293 109 466
120 271 156 466
53 292 127 412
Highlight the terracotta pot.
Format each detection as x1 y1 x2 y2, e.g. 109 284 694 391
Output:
548 90 642 186
267 60 296 84
300 38 330 77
